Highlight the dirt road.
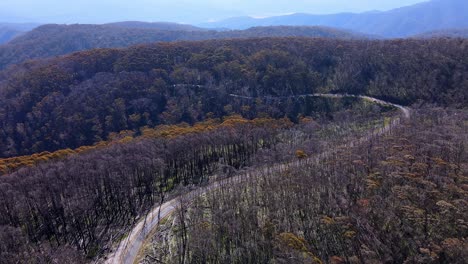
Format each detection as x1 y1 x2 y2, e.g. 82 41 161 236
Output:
104 94 410 264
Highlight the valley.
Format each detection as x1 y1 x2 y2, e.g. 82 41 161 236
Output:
0 1 466 263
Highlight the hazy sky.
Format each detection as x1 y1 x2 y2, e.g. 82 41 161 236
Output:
0 0 428 24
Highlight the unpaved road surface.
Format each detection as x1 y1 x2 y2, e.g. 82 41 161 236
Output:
104 94 410 264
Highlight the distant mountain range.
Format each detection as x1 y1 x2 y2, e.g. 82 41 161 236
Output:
413 28 468 38
105 21 208 31
0 23 41 44
0 28 22 44
0 24 366 70
200 0 468 38
1 0 467 69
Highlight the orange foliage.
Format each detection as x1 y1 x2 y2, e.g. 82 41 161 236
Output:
1 116 290 175
295 150 308 159
277 233 322 263
0 144 110 175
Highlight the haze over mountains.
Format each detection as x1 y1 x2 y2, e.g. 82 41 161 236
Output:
201 0 468 38
415 28 468 39
106 21 208 31
0 24 366 70
1 0 467 47
0 0 467 263
1 0 467 70
0 23 40 44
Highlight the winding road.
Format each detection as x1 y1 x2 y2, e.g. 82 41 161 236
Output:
104 94 410 264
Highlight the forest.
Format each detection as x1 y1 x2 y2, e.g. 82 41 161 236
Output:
0 36 466 264
0 37 467 159
1 0 468 262
0 24 364 69
143 108 468 264
0 99 395 262
416 28 468 39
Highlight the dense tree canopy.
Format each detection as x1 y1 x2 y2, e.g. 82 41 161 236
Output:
0 34 466 264
0 24 365 70
0 38 466 158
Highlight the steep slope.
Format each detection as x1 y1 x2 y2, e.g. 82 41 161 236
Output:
0 24 365 69
0 37 466 158
159 108 467 264
201 0 468 38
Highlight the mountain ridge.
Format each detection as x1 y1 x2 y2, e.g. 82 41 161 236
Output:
105 21 208 31
0 24 367 70
413 28 468 38
200 0 468 37
0 37 466 157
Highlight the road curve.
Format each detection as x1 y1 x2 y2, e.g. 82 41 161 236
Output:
104 94 410 264
229 93 410 119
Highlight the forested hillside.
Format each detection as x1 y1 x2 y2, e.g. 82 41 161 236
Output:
415 28 468 39
158 108 468 264
1 1 466 264
105 21 208 31
0 24 364 69
0 100 397 262
0 38 467 158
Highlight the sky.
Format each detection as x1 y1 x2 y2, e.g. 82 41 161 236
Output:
0 0 429 24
